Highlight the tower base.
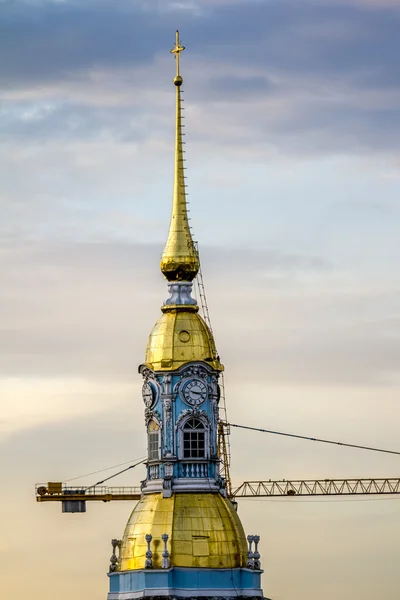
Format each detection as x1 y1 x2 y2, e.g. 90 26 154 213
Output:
109 596 270 600
108 567 267 599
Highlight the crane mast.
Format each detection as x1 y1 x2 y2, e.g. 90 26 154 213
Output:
193 242 232 498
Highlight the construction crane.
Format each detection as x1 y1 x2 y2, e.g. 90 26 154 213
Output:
35 253 399 512
34 418 400 513
35 477 400 511
35 427 400 511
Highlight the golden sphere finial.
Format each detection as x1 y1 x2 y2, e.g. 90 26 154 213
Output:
174 75 183 86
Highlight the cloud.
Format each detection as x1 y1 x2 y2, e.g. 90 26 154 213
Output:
1 239 399 390
0 100 151 142
1 0 398 89
332 0 400 6
0 2 156 85
0 0 399 157
208 75 273 98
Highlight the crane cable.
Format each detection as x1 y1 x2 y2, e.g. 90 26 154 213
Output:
227 423 400 456
86 458 147 490
60 423 399 490
64 456 147 483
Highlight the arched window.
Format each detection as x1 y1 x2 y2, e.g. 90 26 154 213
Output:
148 420 160 460
183 418 206 459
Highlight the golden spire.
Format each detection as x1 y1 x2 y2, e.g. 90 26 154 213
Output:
160 30 200 282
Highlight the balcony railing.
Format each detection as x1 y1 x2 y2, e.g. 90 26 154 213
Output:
181 462 209 478
148 464 160 479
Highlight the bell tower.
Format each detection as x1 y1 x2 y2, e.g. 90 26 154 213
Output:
140 357 223 496
107 31 266 600
140 31 224 499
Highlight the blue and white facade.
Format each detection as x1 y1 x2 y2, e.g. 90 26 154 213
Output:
140 360 223 496
109 566 264 599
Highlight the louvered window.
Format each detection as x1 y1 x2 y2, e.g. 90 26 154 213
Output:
148 420 159 460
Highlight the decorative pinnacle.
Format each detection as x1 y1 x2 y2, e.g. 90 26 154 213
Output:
160 31 200 282
170 30 185 86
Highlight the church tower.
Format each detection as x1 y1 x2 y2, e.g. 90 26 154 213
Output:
107 32 265 600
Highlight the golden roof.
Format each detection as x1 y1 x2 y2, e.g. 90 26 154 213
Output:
119 493 248 570
160 30 200 282
144 305 222 372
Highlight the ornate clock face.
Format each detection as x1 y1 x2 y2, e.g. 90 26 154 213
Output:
183 378 207 406
142 382 156 408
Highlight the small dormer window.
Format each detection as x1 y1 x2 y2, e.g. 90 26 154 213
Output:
183 418 205 459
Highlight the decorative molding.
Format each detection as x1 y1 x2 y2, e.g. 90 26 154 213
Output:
164 282 197 306
175 408 210 430
161 534 171 569
247 535 262 570
162 373 172 396
181 365 208 380
148 464 160 480
209 374 220 402
107 566 265 598
164 463 174 478
164 399 172 424
107 586 265 599
109 539 122 573
163 397 173 455
145 534 153 569
141 367 157 382
172 477 221 493
145 409 162 428
211 398 219 423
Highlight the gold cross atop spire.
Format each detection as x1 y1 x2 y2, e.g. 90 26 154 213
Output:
170 30 185 85
160 31 200 282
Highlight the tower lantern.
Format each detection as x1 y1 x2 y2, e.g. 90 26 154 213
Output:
107 31 266 600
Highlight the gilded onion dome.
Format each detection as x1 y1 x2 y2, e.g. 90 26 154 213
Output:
119 493 248 570
144 304 222 372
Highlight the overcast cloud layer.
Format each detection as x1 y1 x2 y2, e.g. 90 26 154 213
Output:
1 1 400 600
1 0 400 155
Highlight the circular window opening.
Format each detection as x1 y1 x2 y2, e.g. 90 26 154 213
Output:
179 330 191 343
